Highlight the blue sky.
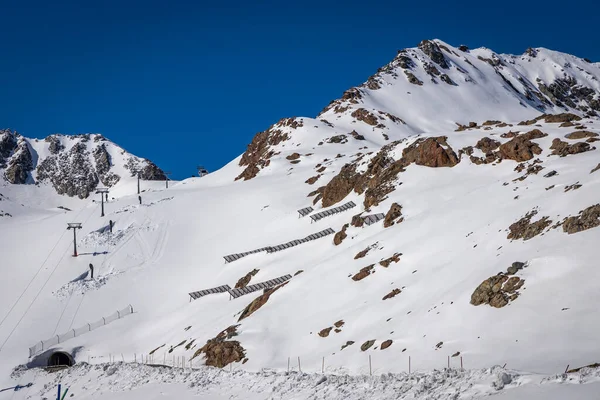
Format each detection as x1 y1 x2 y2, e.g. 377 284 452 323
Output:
1 0 598 179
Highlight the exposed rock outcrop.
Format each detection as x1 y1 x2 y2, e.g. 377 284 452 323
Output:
351 108 379 126
401 136 459 167
333 224 349 246
498 129 546 162
550 138 594 157
418 40 449 69
382 288 401 300
235 269 259 289
236 118 299 180
192 325 246 368
507 210 552 241
238 282 288 321
471 272 525 308
562 204 600 234
352 265 374 281
361 340 376 351
381 340 393 350
379 253 401 267
5 139 33 184
565 131 598 140
383 203 403 228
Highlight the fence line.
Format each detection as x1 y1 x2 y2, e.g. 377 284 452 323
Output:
28 305 134 358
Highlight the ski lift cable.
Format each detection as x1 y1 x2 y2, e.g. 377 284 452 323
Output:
0 201 100 352
0 197 96 333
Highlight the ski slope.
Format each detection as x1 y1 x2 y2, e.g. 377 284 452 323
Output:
1 40 600 398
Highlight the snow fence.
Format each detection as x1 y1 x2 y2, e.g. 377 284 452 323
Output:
28 304 134 358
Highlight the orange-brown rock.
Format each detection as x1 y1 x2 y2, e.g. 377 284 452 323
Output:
318 327 333 338
351 108 379 126
236 119 298 180
352 265 374 281
192 325 246 368
238 282 288 321
591 164 600 174
351 213 365 228
401 136 459 168
383 203 403 228
321 164 360 208
379 252 401 267
286 153 301 160
334 320 345 328
235 269 259 289
498 130 546 162
305 175 320 185
382 288 401 300
380 340 393 350
354 247 370 259
333 224 349 246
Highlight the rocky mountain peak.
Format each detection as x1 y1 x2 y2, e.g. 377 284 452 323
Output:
0 131 166 198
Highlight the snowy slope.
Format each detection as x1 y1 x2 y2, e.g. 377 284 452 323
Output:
1 40 600 399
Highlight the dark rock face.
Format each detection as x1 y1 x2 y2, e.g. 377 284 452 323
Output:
5 139 33 184
351 108 379 126
538 77 600 112
380 340 393 350
382 288 401 300
45 135 64 155
37 142 98 198
0 130 18 167
93 144 120 187
418 40 449 69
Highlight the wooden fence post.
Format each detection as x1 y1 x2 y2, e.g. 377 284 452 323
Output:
447 355 450 369
369 355 372 376
287 357 290 373
409 356 411 374
565 364 570 374
298 357 302 373
322 357 325 373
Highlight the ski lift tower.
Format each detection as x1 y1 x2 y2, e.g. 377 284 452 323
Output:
67 223 82 257
96 187 109 217
164 171 172 189
197 166 209 177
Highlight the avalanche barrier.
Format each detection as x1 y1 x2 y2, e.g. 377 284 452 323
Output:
28 305 134 358
227 275 292 299
309 201 356 222
223 228 335 263
188 284 232 301
362 213 385 225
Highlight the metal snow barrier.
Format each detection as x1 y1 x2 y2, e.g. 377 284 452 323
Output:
189 284 232 301
309 201 356 223
266 228 335 253
227 274 292 299
28 305 134 358
297 206 314 218
362 213 385 226
223 247 272 263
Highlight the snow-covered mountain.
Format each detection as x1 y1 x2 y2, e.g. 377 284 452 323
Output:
2 39 600 399
0 131 166 198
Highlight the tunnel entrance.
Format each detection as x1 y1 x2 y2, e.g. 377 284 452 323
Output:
47 351 74 367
